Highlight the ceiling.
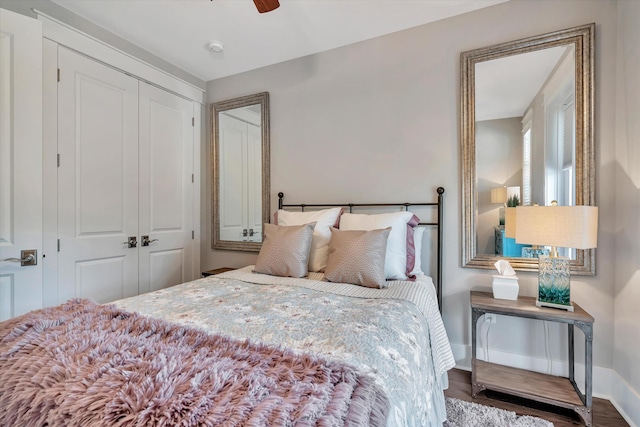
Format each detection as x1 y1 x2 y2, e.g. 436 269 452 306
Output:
51 0 508 82
475 45 569 121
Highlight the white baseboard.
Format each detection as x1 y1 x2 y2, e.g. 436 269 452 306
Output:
609 370 640 427
450 343 639 427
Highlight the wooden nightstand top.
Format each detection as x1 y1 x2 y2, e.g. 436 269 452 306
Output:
470 290 594 324
202 267 235 277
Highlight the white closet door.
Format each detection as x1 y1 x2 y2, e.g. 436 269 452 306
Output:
0 9 43 320
57 47 139 304
218 113 247 241
138 82 193 293
247 123 262 241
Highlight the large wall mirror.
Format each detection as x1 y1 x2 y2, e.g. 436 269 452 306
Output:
212 92 270 251
461 24 595 274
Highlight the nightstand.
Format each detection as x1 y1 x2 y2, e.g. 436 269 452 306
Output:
470 290 594 426
202 267 235 277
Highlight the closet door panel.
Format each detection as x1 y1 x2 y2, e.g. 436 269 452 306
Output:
138 83 193 294
58 47 139 303
218 114 246 241
149 249 183 292
0 9 43 319
247 124 262 241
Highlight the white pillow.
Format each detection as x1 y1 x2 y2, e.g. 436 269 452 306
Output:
339 211 415 280
275 207 343 272
410 226 425 276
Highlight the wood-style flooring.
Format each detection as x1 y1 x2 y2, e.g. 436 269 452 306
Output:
445 368 629 427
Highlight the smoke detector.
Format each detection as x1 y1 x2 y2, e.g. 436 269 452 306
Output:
207 41 224 53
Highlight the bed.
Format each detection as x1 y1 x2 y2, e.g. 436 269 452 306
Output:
0 188 454 427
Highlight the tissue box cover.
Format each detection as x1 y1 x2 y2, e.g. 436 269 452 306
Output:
492 275 519 300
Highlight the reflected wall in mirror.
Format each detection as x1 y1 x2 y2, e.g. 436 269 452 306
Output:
461 24 595 275
212 92 270 251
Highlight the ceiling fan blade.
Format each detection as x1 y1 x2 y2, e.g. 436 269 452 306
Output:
253 0 280 13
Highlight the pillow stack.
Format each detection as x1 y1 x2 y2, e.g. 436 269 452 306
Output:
254 208 422 288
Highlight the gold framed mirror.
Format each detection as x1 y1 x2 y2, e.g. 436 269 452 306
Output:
461 24 595 275
211 92 270 252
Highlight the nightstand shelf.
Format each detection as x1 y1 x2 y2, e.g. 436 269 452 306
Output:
470 290 594 426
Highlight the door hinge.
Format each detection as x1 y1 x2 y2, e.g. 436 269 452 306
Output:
192 230 194 239
57 239 60 252
57 154 60 167
57 68 60 82
192 117 195 126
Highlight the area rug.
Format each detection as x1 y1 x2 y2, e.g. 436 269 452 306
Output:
445 397 554 427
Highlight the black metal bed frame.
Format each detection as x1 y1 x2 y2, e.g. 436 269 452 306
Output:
277 187 445 312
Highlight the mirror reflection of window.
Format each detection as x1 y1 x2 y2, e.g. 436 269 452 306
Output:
522 113 532 206
475 45 576 258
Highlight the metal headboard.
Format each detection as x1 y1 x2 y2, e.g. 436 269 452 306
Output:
277 187 445 312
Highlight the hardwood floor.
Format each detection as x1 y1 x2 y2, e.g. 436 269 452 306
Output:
445 369 629 427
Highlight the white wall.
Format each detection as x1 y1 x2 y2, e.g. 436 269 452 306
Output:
204 0 636 420
613 0 640 422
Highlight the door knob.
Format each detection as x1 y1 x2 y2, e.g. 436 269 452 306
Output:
1 249 37 266
141 235 159 247
122 236 137 248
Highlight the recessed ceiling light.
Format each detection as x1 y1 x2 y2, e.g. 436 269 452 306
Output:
207 41 224 53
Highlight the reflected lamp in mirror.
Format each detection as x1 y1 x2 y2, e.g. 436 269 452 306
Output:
492 186 520 226
491 187 508 225
515 203 598 311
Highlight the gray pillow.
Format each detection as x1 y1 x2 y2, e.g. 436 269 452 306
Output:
254 223 315 278
324 227 391 288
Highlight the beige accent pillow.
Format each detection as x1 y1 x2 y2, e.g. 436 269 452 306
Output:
275 207 343 272
324 227 391 288
339 212 416 280
254 223 315 278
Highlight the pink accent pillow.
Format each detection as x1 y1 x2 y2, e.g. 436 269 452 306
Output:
405 214 420 278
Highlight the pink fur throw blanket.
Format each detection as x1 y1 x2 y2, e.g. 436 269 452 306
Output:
0 299 389 426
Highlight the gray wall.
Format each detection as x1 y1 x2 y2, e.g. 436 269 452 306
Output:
476 117 523 254
613 0 640 421
203 0 624 392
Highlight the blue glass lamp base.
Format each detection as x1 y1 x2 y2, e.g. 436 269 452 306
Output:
536 256 574 312
522 246 550 259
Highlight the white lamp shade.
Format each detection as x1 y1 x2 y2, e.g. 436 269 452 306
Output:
505 207 517 238
491 187 507 204
515 205 598 249
506 186 520 202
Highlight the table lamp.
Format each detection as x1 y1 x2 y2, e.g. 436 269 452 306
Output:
505 206 549 258
515 202 598 311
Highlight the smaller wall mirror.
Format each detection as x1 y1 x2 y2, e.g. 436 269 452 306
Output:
212 92 270 251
